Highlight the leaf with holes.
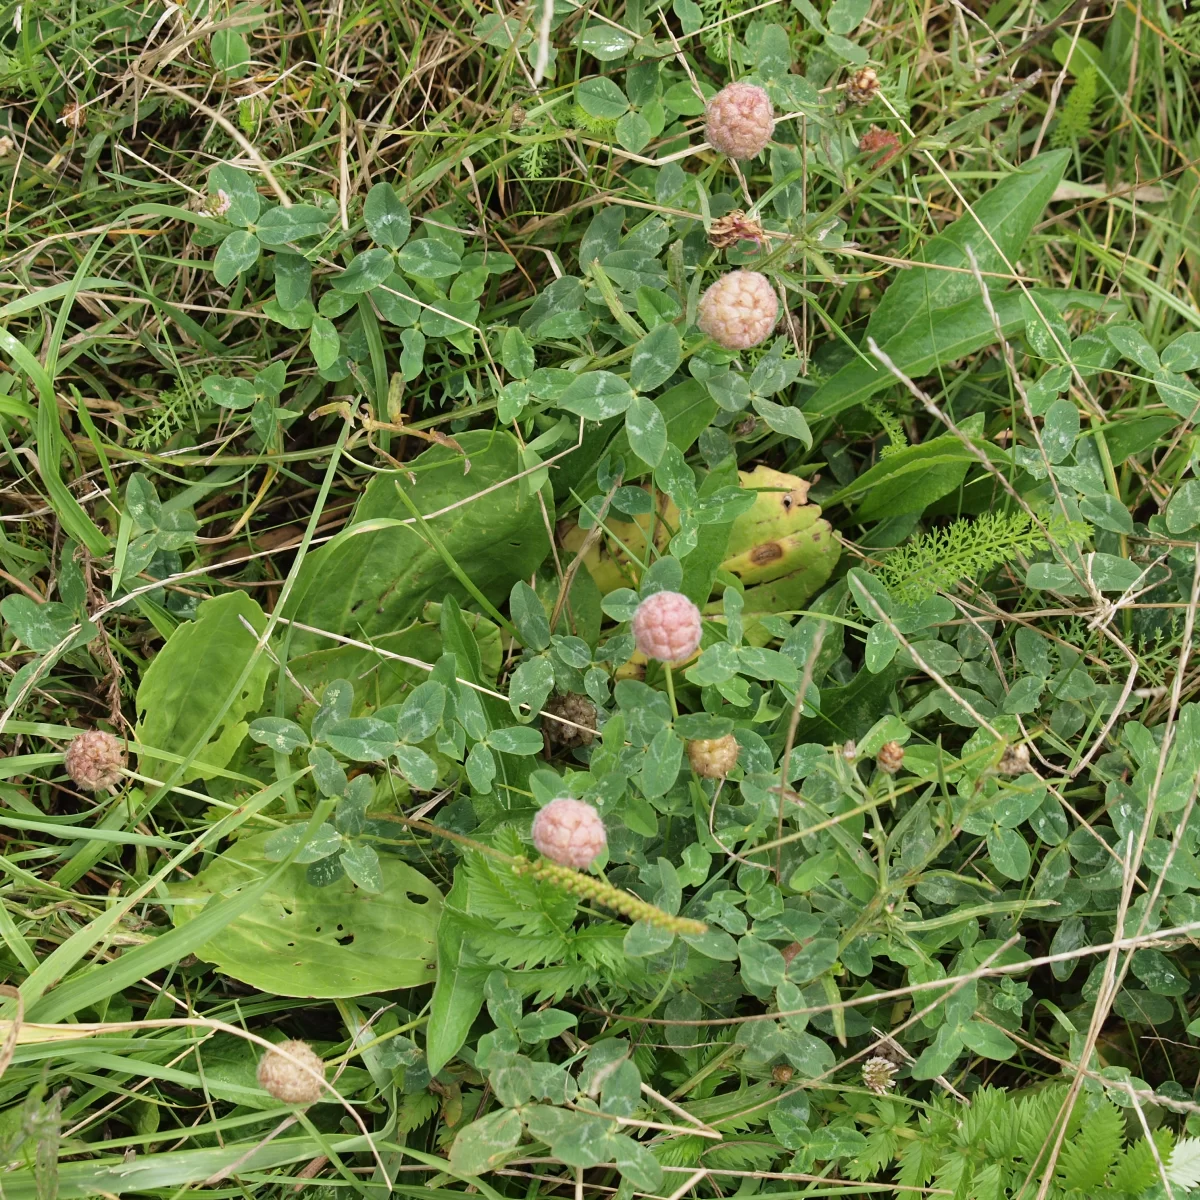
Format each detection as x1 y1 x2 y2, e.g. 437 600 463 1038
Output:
169 829 441 996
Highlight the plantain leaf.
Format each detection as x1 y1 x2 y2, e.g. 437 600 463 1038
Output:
134 592 271 787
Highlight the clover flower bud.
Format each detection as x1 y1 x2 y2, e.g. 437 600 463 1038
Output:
876 741 904 775
532 798 607 869
687 735 740 779
64 730 126 792
257 1040 326 1105
632 590 703 663
542 693 597 754
697 270 779 351
704 82 774 160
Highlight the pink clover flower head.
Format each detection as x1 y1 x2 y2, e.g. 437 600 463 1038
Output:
632 590 702 662
704 82 775 160
697 270 779 351
532 798 607 869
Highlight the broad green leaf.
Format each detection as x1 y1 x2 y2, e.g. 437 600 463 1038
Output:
558 370 635 419
829 434 981 520
616 110 652 153
987 826 1031 880
202 375 258 410
394 744 439 789
1079 493 1133 534
1166 480 1200 534
752 395 812 446
834 290 1096 418
273 252 311 309
1161 331 1200 373
363 182 411 248
264 822 342 864
211 28 250 76
863 149 1070 350
827 0 868 33
488 727 545 755
1 597 91 652
248 717 309 753
1042 399 1079 462
309 316 340 369
739 935 787 988
339 843 383 893
501 327 535 379
911 1022 965 1079
334 248 395 294
576 77 629 119
170 829 441 996
624 394 667 468
324 716 398 761
1106 324 1160 372
134 593 271 787
396 238 462 279
427 871 488 1074
960 1020 1017 1060
575 24 635 58
371 273 420 326
450 1108 523 1174
255 205 330 246
213 230 260 285
630 322 681 392
510 581 551 650
400 327 425 379
396 680 446 742
640 725 683 797
283 432 550 656
509 654 555 718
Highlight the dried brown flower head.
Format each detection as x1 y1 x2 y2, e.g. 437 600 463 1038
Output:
997 743 1032 776
708 210 768 252
844 68 880 107
64 730 126 792
58 102 86 131
858 125 901 163
876 741 904 775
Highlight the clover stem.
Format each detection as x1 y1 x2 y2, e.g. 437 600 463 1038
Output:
664 662 679 719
